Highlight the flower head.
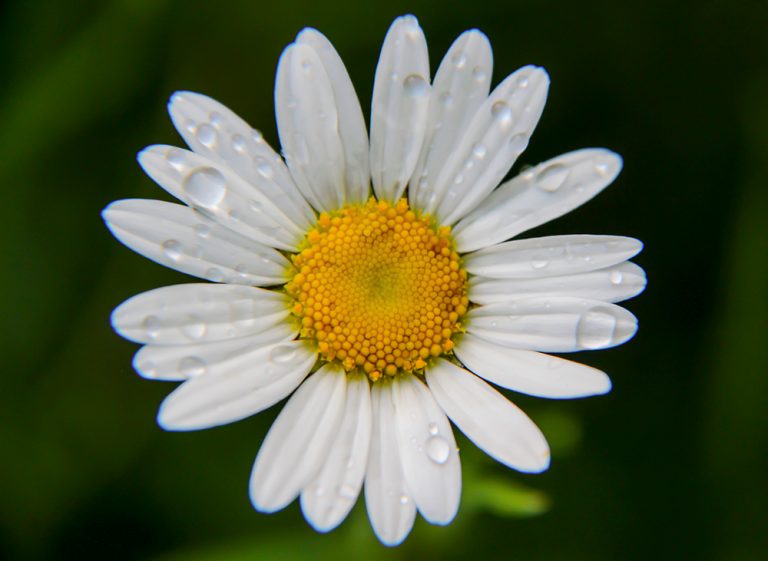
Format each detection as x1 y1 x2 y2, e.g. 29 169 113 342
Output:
104 14 645 546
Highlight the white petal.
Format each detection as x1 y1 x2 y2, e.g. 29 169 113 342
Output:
275 43 346 211
426 359 550 473
392 375 461 525
300 373 372 532
470 261 647 304
102 199 289 285
156 340 314 429
370 15 431 203
410 30 492 210
430 66 550 224
296 29 370 205
133 323 295 381
112 284 291 345
454 333 611 398
167 91 315 229
365 380 416 546
454 149 623 252
467 297 638 353
138 145 303 250
464 234 643 279
250 364 347 513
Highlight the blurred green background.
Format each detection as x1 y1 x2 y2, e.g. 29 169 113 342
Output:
1 0 766 559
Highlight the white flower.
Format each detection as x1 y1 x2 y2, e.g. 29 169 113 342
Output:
103 15 645 546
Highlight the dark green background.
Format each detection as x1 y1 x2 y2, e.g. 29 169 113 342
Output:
1 0 766 559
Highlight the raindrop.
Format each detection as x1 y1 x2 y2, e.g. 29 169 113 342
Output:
231 134 246 153
594 162 611 177
181 315 206 340
301 59 312 71
399 494 410 505
509 133 529 153
536 164 570 192
184 119 196 133
137 360 157 377
428 422 439 435
162 239 183 261
228 209 241 222
339 484 356 499
472 142 488 159
184 168 227 208
439 91 453 107
249 199 263 212
143 315 161 340
426 435 451 464
206 267 225 282
209 112 223 126
517 75 530 88
451 51 467 68
576 307 618 349
255 158 275 179
491 101 513 125
165 148 186 171
403 74 428 97
610 270 624 285
196 124 217 147
193 223 211 239
179 356 207 377
252 129 264 143
234 264 250 278
454 173 464 185
472 66 487 81
531 256 549 269
270 344 297 363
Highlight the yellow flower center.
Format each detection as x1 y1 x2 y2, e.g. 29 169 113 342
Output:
287 198 468 382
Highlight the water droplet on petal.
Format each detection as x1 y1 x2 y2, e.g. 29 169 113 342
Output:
426 435 451 464
162 239 183 261
536 164 570 192
472 66 487 81
255 158 275 179
610 270 624 285
439 91 453 107
193 223 210 239
399 494 410 505
251 129 264 143
531 256 549 269
594 162 611 177
403 74 428 97
179 356 207 377
209 112 223 126
184 168 227 209
301 59 312 71
517 75 530 88
206 267 224 282
270 344 297 363
165 148 186 171
339 484 356 499
509 133 529 154
576 307 619 349
452 51 467 68
472 142 487 159
181 315 206 340
491 101 513 125
231 134 246 153
143 315 161 340
196 124 217 147
428 422 439 435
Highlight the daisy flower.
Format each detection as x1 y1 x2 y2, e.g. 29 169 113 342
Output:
103 15 645 546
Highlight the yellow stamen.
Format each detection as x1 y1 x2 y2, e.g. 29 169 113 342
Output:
288 198 468 381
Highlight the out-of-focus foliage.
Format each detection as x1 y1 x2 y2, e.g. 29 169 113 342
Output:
0 0 766 560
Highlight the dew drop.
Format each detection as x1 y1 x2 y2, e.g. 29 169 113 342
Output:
231 134 246 153
403 74 428 97
439 91 453 107
517 75 530 88
162 239 183 261
301 59 312 71
451 51 467 68
252 129 264 143
531 256 549 269
536 164 570 192
255 158 275 179
248 199 263 212
594 162 611 177
165 148 186 171
137 360 157 377
428 422 439 435
576 307 619 349
181 316 206 340
339 484 356 499
206 267 224 282
193 223 211 239
399 494 410 505
610 270 624 285
228 209 241 222
184 119 196 133
426 435 451 464
491 101 513 125
143 315 161 340
472 142 487 159
270 344 296 363
509 133 529 153
472 66 487 81
183 168 227 208
196 124 217 147
179 356 207 377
